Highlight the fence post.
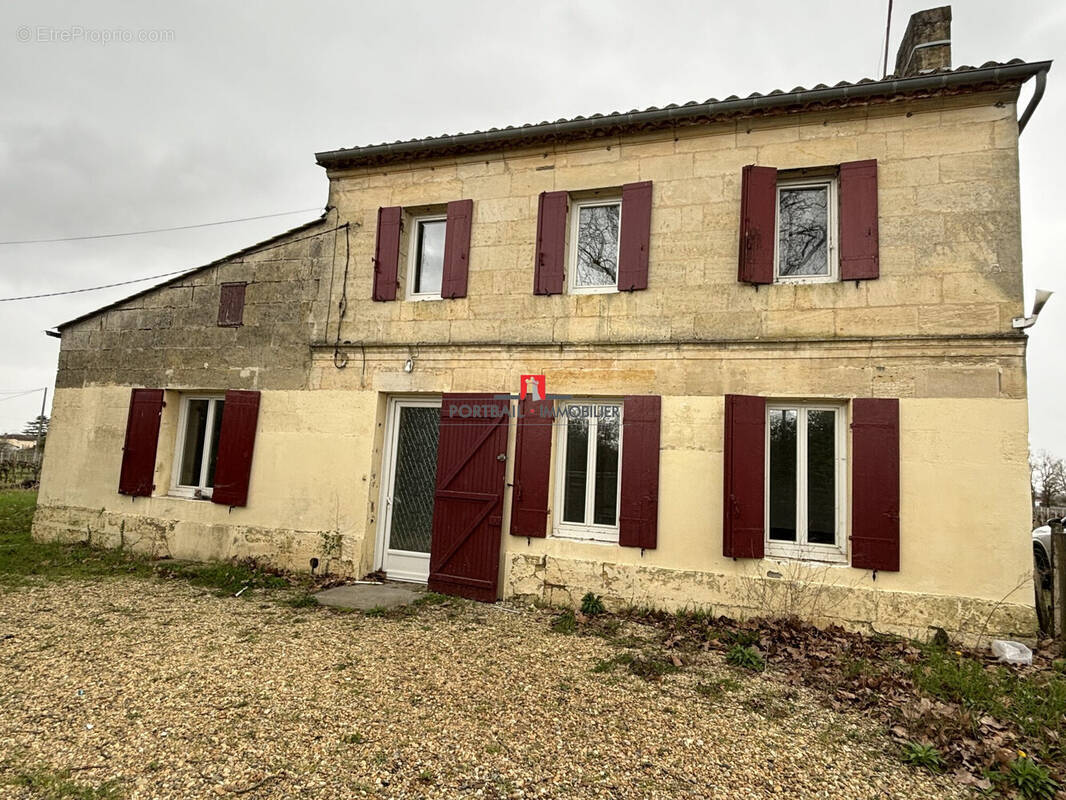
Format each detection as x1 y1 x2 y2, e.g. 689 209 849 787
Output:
1053 518 1066 640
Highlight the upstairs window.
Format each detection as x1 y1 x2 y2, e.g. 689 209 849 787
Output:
173 395 225 498
407 214 446 300
775 178 837 283
555 401 622 542
766 401 846 561
569 198 621 293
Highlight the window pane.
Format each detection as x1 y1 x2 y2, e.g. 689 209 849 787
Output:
415 219 445 294
778 187 828 276
562 416 589 524
388 405 440 554
768 408 797 542
593 410 620 526
179 400 209 487
575 204 619 287
205 400 225 488
807 410 836 545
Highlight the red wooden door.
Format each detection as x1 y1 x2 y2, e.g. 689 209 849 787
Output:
428 394 509 601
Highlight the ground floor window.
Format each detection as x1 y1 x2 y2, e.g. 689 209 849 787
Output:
554 400 622 542
766 401 846 561
172 395 225 498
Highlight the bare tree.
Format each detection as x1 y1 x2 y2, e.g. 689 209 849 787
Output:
1031 450 1066 506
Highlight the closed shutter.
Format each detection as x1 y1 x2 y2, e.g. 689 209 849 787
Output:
211 390 261 508
218 282 247 327
618 181 653 291
738 165 776 285
373 206 402 301
533 191 568 295
839 160 880 281
441 199 473 298
118 388 165 497
850 398 900 571
723 394 766 559
618 395 660 549
509 397 553 538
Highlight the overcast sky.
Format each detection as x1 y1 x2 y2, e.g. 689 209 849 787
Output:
1 0 1062 457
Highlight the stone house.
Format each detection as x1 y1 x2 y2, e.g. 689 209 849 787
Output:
34 8 1051 641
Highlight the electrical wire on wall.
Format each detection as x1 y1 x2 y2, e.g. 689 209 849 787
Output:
332 222 351 370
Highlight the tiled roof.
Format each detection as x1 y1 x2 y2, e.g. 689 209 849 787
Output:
316 60 1049 169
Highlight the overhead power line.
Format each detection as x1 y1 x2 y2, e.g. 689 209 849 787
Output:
0 207 322 246
0 268 197 302
0 389 44 402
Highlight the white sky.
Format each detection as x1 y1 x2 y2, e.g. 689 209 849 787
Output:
0 0 1062 455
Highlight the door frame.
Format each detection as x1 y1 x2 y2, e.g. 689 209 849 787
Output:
374 394 442 583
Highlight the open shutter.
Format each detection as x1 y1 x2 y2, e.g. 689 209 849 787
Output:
850 398 900 571
373 206 402 301
618 181 653 291
619 395 660 549
211 390 261 508
441 199 473 299
533 191 568 295
738 165 776 285
118 388 164 497
509 397 553 538
839 159 880 281
723 394 765 558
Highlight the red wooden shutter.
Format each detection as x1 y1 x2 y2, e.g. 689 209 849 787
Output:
430 394 509 601
509 397 552 538
373 206 402 301
839 159 880 281
118 388 164 497
723 394 766 559
533 191 568 295
619 395 660 549
441 198 473 299
738 165 776 285
218 282 246 327
850 398 900 571
211 390 261 508
618 181 653 291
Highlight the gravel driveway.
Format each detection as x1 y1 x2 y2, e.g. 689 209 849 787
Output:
0 579 971 799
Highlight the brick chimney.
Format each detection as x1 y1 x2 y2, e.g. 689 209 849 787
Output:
893 6 952 77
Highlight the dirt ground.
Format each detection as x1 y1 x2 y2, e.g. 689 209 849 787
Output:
0 579 973 799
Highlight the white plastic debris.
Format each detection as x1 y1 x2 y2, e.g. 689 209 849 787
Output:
990 639 1033 665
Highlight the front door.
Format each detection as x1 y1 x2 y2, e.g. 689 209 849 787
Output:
378 398 441 583
428 394 509 601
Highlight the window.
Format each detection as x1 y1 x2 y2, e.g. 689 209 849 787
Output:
406 214 446 300
765 402 846 561
554 401 622 542
569 198 620 293
775 178 837 283
172 395 225 498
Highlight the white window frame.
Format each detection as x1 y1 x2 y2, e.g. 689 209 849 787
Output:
773 177 838 284
567 197 621 295
553 399 623 543
170 394 225 499
764 401 848 563
405 213 447 301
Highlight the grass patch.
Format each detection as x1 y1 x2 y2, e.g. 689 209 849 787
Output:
9 767 121 799
695 677 741 698
0 490 314 603
725 644 765 672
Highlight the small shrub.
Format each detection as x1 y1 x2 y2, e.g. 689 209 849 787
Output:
901 742 944 772
580 592 606 616
627 653 679 681
551 610 576 634
726 644 765 672
998 757 1060 800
